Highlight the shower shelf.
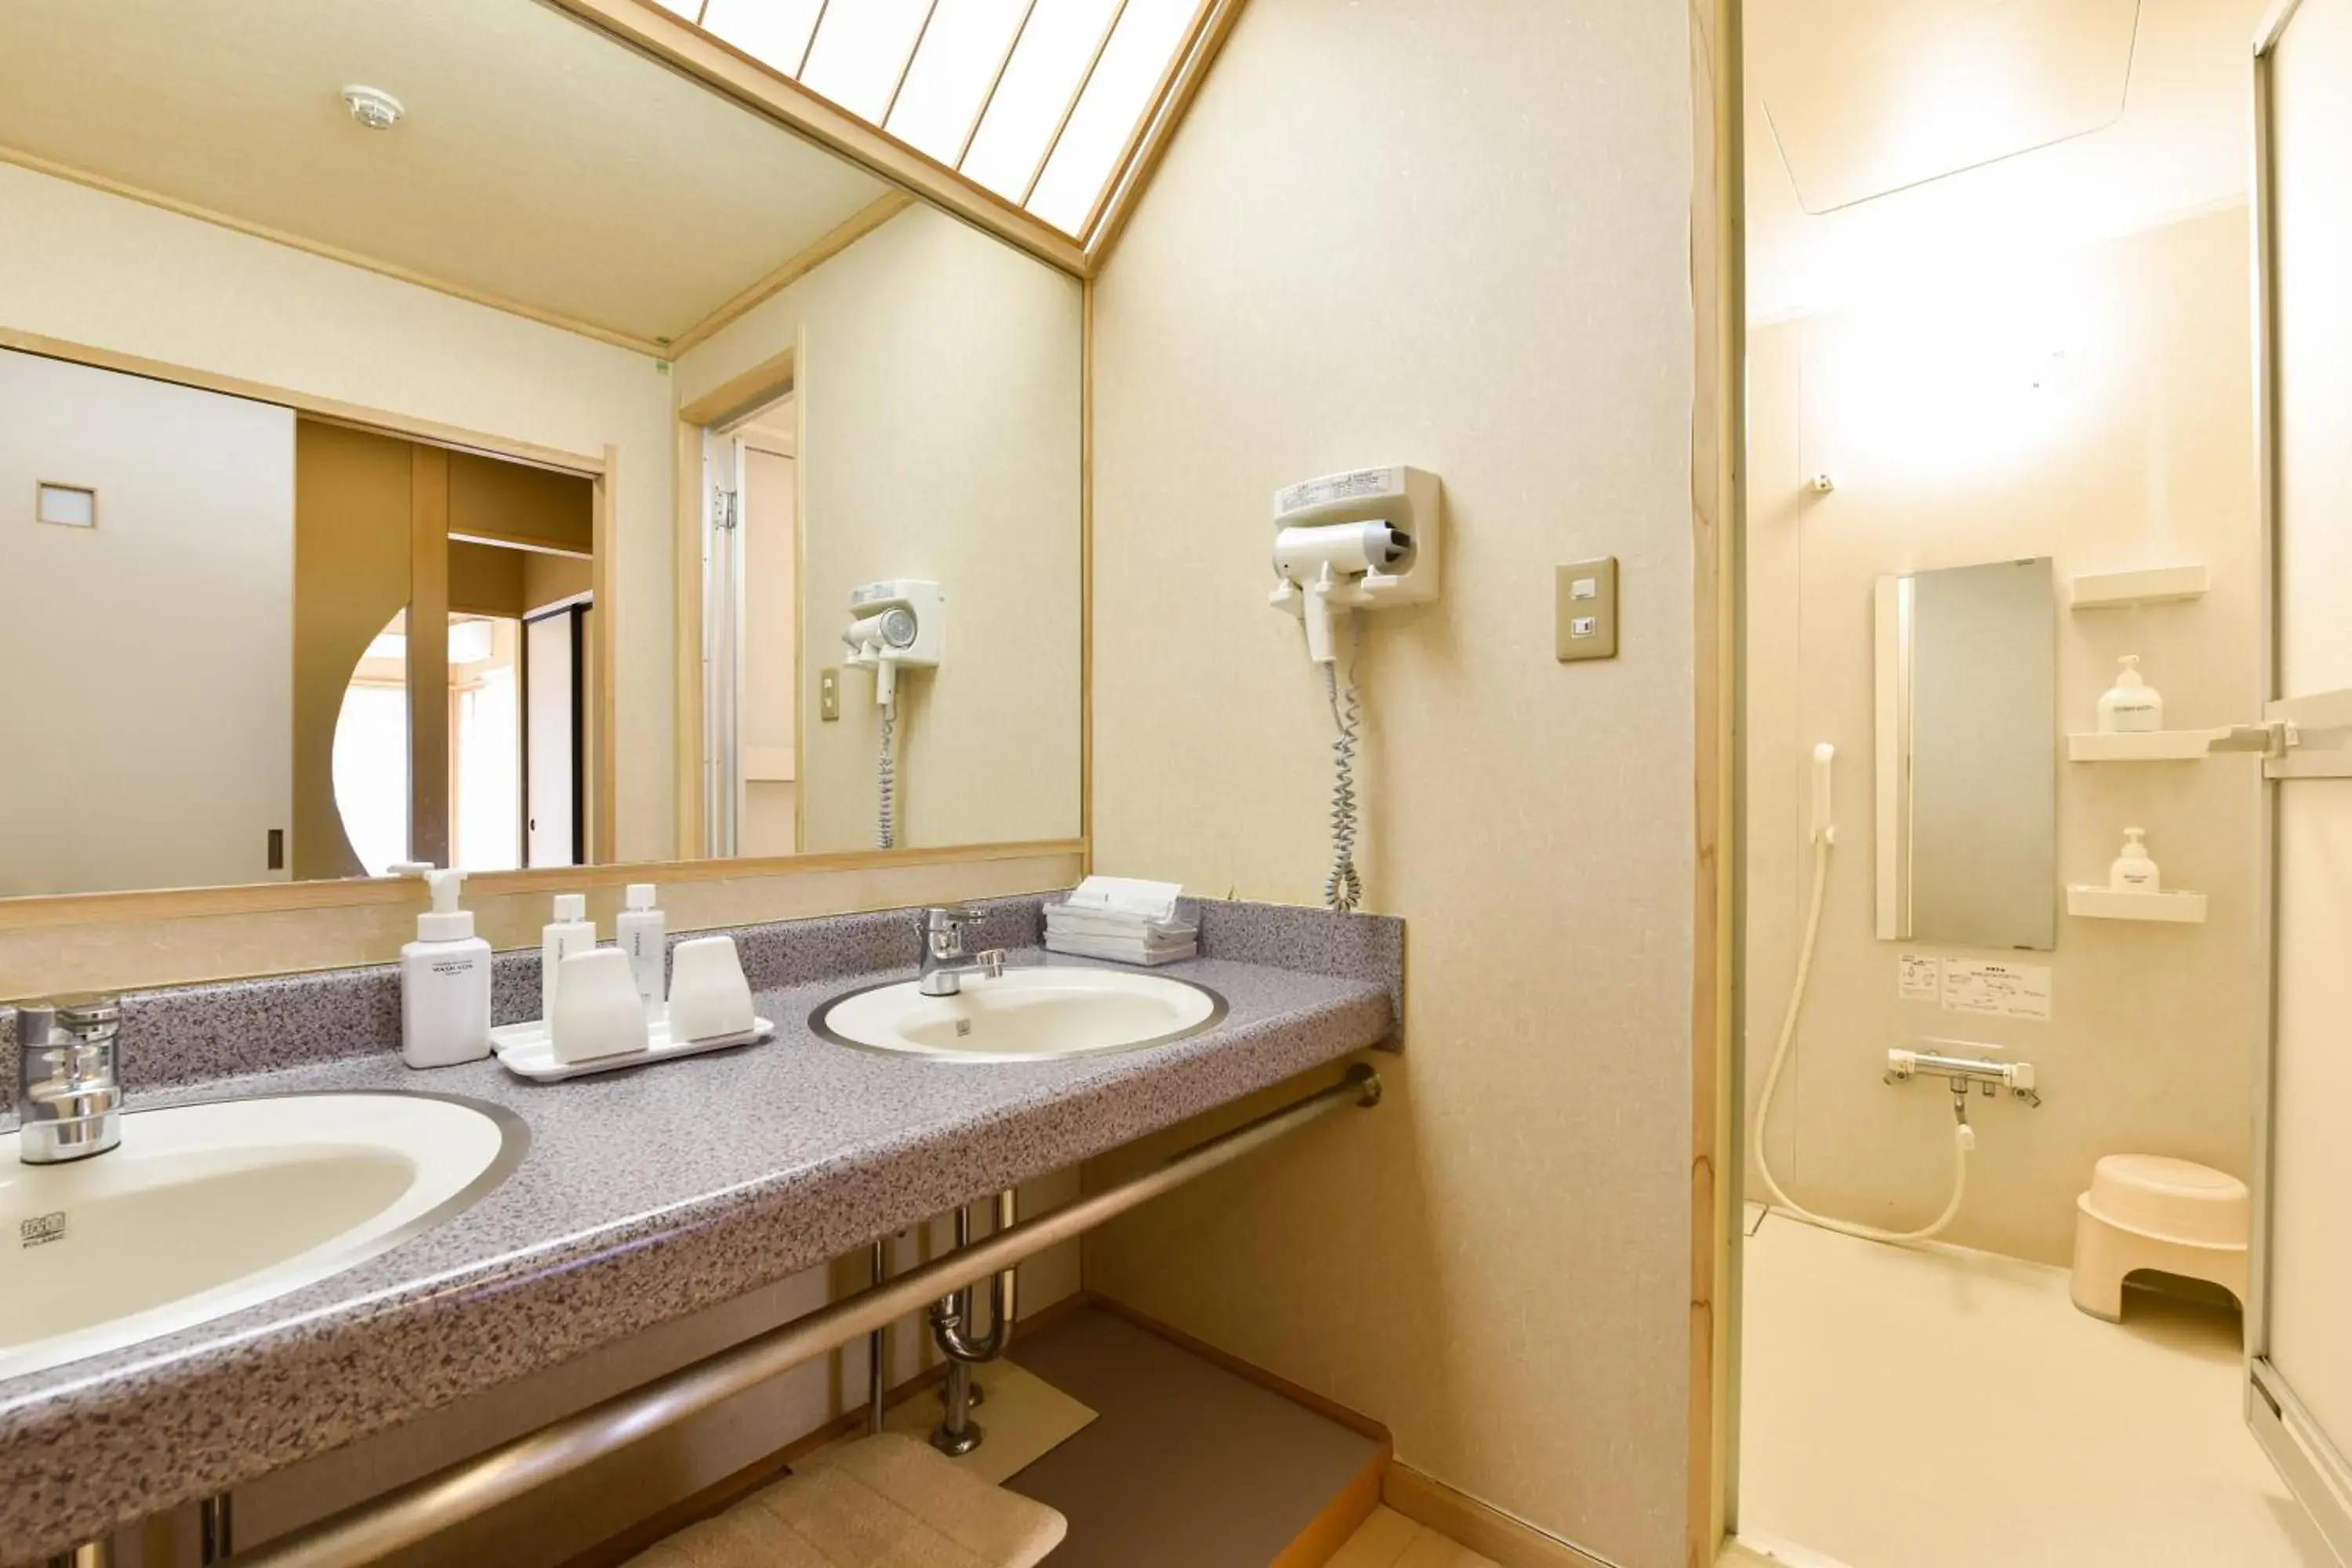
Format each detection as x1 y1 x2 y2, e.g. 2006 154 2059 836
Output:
2067 886 2208 924
2068 565 2209 608
2068 730 2216 762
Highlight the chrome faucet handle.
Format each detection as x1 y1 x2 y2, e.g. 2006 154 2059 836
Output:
16 993 122 1164
920 905 989 953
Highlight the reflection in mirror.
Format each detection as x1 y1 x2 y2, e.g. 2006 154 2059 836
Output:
0 0 1082 899
1874 557 2057 950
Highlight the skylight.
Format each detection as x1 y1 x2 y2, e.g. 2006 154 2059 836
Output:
665 0 1211 241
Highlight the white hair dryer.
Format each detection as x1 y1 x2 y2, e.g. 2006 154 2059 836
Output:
1267 466 1440 664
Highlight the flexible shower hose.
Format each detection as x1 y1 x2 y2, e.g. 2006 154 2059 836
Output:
1751 836 1973 1243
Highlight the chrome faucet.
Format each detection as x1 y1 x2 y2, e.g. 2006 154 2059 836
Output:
15 993 123 1164
917 906 1006 997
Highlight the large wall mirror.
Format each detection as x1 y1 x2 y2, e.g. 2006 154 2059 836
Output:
0 0 1083 901
1874 557 2057 951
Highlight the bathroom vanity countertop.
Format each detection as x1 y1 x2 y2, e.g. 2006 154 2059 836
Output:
0 949 1392 1558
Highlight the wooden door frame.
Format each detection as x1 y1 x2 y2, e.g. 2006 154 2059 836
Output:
1692 1 1744 1563
673 346 800 860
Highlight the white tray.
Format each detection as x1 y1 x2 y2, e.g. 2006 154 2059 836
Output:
489 1015 774 1081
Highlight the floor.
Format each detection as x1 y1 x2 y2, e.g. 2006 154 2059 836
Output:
1329 1506 1502 1567
1004 1305 1384 1566
1737 1207 2338 1568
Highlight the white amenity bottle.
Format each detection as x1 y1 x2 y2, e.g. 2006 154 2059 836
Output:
401 869 492 1069
2109 826 2161 893
541 892 597 1021
2097 655 2164 734
615 882 667 1022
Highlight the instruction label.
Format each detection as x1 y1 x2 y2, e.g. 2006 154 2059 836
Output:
1940 960 2053 1020
1898 953 1942 1003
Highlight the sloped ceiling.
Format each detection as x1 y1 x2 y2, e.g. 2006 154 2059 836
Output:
0 0 894 347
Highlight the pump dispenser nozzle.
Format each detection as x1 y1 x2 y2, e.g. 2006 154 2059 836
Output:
415 869 474 942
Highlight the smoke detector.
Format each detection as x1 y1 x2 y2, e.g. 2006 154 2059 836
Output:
341 85 405 131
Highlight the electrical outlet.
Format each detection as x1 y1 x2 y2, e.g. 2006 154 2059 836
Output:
819 668 840 721
1555 557 1619 662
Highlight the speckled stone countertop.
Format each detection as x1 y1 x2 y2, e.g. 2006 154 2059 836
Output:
0 899 1399 1559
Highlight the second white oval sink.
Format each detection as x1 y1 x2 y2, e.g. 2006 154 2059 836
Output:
813 967 1225 1062
0 1091 525 1381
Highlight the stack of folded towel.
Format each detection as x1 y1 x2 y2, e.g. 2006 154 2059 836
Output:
1044 876 1197 966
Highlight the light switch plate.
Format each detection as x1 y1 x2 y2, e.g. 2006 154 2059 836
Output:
818 668 840 721
1555 557 1619 661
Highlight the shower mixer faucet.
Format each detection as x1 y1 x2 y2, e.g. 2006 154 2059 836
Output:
1886 1044 2042 1108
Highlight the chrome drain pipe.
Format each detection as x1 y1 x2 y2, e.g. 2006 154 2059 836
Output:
234 1065 1383 1568
930 1189 1018 1455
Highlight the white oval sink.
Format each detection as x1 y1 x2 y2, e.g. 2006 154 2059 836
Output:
813 967 1226 1062
0 1091 525 1381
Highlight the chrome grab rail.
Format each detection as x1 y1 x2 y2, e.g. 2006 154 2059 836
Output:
235 1065 1384 1568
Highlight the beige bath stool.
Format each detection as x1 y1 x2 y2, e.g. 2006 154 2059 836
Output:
625 1432 1067 1568
2071 1154 2249 1321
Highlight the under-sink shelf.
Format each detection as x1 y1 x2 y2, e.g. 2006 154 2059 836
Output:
2068 730 2216 762
2067 886 2208 924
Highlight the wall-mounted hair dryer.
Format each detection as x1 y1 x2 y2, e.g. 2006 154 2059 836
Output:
1266 467 1443 914
840 579 943 707
1268 466 1440 663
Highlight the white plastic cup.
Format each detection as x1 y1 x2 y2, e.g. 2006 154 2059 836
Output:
550 947 651 1064
668 935 755 1044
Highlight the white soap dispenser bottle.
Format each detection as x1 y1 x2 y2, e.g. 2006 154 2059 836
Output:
401 869 492 1068
541 892 597 1021
2110 827 2161 893
615 882 667 1022
2098 655 2164 734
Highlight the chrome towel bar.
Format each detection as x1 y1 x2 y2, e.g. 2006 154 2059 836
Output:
236 1064 1383 1568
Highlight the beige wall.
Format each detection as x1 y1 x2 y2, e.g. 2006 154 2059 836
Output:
673 205 1083 854
0 159 678 860
1081 3 1699 1565
0 347 295 896
1744 208 2262 1265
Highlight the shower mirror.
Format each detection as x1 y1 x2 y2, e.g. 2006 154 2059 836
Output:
0 0 1081 899
1874 557 2057 950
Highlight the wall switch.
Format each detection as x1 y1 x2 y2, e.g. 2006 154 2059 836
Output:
818 668 840 721
1555 557 1619 661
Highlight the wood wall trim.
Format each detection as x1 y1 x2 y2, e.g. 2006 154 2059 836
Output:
793 347 812 856
1688 2 1744 1565
591 446 621 864
673 419 707 859
0 143 669 358
678 346 800 429
1083 0 1249 267
541 0 1088 278
408 445 454 869
0 839 1087 936
1080 278 1096 861
664 194 914 359
1383 1465 1613 1568
0 327 608 477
